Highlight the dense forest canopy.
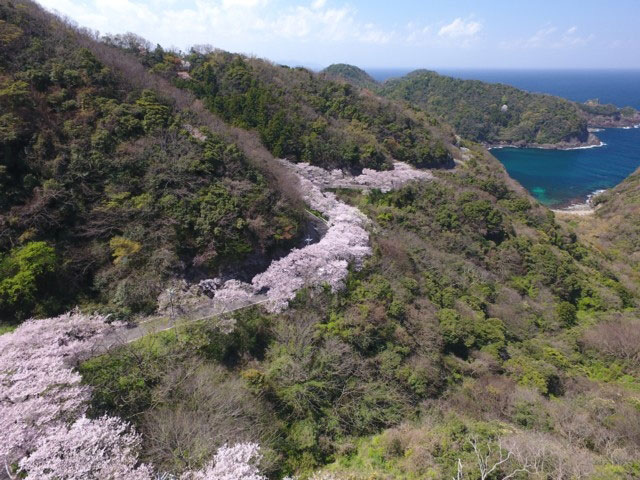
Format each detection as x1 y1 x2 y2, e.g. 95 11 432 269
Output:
0 0 304 321
379 70 589 145
324 65 640 146
119 43 456 173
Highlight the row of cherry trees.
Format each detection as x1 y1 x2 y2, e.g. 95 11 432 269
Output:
1 161 431 478
201 161 430 313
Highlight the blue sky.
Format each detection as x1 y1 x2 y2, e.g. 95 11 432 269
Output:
38 0 640 69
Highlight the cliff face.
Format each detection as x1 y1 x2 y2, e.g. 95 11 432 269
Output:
580 102 640 128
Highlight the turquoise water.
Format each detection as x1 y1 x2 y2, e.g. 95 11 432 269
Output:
365 69 640 206
491 127 640 207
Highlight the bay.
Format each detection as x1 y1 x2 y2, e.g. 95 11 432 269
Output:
490 127 640 208
365 68 640 207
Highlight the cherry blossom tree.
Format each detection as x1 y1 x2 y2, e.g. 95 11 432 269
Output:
1 311 272 479
0 311 121 469
208 161 430 313
288 160 433 193
0 158 433 477
16 415 153 480
181 443 266 480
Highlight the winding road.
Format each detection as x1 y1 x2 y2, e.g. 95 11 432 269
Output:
99 159 434 350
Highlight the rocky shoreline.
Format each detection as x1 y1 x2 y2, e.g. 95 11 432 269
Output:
486 132 603 151
585 112 640 129
551 189 607 216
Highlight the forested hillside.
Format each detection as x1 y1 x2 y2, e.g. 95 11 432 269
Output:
79 142 640 479
2 2 640 480
568 165 640 277
323 63 378 90
0 0 304 321
379 70 590 146
107 38 455 172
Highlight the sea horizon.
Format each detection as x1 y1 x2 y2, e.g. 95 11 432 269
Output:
364 68 640 109
361 68 640 208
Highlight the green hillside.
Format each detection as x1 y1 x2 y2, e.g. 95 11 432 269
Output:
379 70 589 146
0 1 303 320
323 63 378 89
107 40 455 172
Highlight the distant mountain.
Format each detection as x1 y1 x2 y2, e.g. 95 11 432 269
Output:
379 70 591 147
322 63 378 89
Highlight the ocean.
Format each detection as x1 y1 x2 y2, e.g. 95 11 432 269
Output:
491 128 640 208
366 68 640 207
367 68 640 109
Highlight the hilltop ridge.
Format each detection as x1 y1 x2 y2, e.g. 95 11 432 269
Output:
326 63 640 148
322 63 378 89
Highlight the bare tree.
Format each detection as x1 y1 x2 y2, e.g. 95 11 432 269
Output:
453 436 534 480
581 316 640 367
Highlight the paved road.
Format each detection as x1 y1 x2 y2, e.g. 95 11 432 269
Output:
91 294 269 354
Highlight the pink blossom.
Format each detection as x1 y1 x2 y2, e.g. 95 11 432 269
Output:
0 311 122 466
200 160 431 313
1 311 270 479
288 161 433 193
181 443 266 480
17 415 153 480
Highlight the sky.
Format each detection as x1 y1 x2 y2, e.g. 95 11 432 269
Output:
37 0 640 70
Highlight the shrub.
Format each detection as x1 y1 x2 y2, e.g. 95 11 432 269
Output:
109 237 142 265
0 241 58 321
555 301 577 326
581 317 640 368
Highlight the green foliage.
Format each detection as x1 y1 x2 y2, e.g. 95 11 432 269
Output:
437 309 505 357
199 308 271 364
504 354 559 395
136 90 170 132
109 236 142 265
0 242 58 321
380 70 588 145
5 5 640 479
0 4 301 319
322 63 378 89
152 51 456 172
555 301 577 326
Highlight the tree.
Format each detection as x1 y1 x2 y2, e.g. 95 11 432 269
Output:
452 437 533 480
0 311 121 472
0 241 57 320
556 301 577 326
181 443 265 480
16 416 153 480
1 310 271 479
136 90 170 132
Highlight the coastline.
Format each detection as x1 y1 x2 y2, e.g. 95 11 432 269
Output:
550 189 607 216
551 207 594 216
487 133 603 151
487 125 639 152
